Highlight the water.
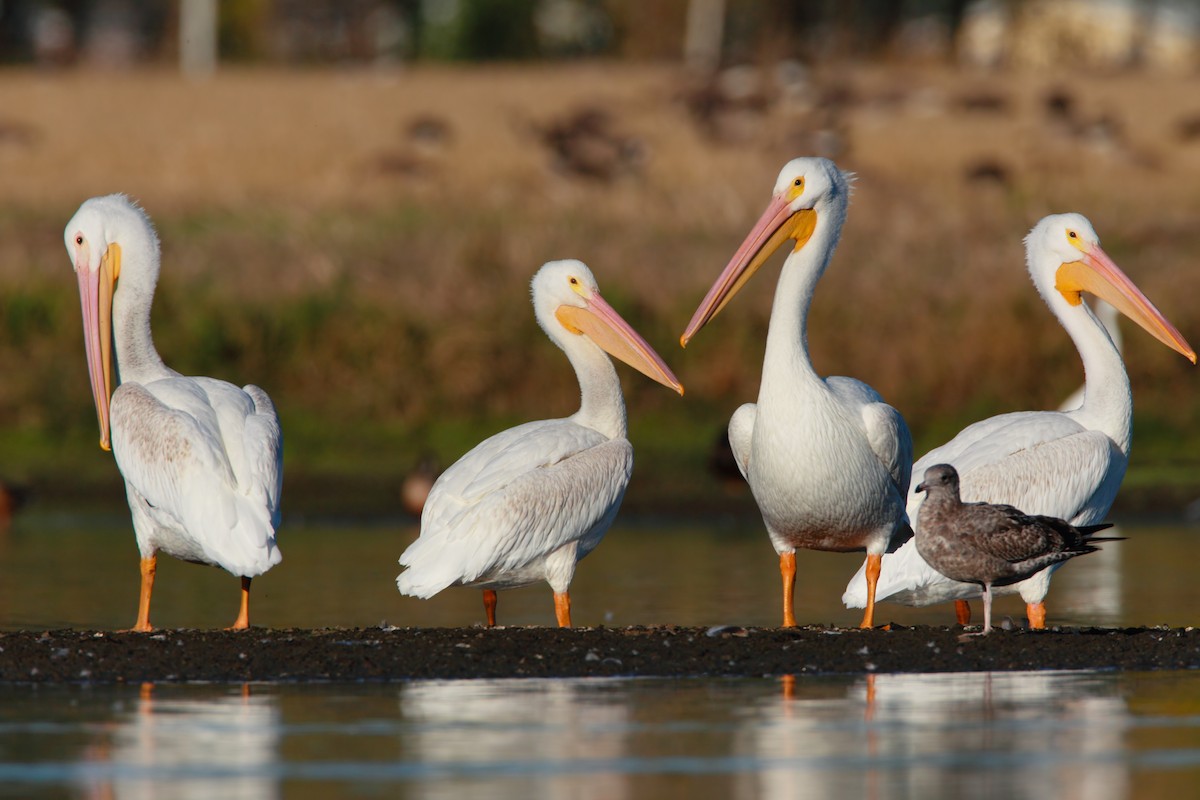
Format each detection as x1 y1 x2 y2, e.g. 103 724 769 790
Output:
2 511 1199 798
2 673 1200 798
0 512 1192 631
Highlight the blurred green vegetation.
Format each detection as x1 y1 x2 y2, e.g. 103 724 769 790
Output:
3 61 1200 522
3 194 1199 521
0 197 732 517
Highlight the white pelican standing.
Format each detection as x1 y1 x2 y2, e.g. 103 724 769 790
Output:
843 213 1195 628
66 195 283 632
680 157 913 629
397 260 683 627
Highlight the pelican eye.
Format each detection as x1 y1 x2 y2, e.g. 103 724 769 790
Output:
75 235 83 246
569 276 578 285
1067 230 1078 239
786 176 805 201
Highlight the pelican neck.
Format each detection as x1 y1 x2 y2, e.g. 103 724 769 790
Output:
111 250 171 387
563 333 627 441
1060 296 1133 454
759 206 842 396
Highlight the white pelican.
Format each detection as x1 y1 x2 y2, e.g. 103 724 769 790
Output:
396 260 683 627
843 213 1195 627
66 195 283 632
680 157 913 629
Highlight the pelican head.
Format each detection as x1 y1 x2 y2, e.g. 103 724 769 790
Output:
681 157 852 347
1027 213 1195 364
534 259 683 394
64 194 160 451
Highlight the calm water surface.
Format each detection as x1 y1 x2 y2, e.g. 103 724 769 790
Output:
0 512 1193 630
2 512 1199 798
2 673 1200 799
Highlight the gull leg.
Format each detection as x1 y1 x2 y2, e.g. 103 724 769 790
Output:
553 591 572 628
859 553 881 629
981 584 994 635
229 577 252 630
780 552 797 628
1026 602 1047 630
483 589 498 627
954 600 972 626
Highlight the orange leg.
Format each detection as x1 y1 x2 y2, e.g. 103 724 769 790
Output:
482 589 498 627
129 555 156 633
780 552 797 628
553 591 572 628
860 553 881 629
228 577 252 630
954 599 972 626
1026 601 1047 630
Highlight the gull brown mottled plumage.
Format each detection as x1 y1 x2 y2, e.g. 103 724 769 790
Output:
914 464 1119 634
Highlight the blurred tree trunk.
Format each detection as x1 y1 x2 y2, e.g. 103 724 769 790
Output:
179 0 218 77
684 0 724 71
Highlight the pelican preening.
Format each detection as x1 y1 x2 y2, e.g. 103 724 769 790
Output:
681 157 913 629
397 260 683 627
843 213 1195 627
913 464 1120 635
67 195 283 632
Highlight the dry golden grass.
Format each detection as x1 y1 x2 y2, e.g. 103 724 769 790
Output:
2 61 1199 483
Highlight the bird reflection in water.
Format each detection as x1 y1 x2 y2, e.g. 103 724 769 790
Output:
79 682 279 800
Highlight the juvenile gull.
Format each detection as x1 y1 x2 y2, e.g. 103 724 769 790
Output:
914 464 1120 635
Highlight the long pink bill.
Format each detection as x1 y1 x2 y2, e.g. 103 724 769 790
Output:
557 292 684 395
680 194 811 347
76 244 120 450
1058 243 1195 363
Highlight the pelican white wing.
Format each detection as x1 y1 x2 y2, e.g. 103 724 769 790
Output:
829 376 913 498
922 414 1120 521
726 403 756 479
398 418 631 598
110 376 283 578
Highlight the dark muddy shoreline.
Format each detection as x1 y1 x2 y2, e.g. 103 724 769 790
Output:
2 624 1199 684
